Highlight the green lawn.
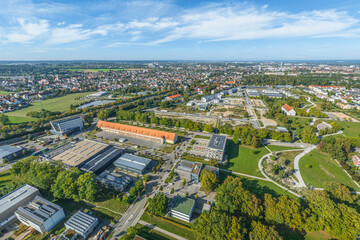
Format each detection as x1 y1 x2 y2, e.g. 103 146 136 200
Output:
8 115 37 123
140 213 196 240
329 120 360 137
304 231 332 240
287 116 313 130
0 91 14 95
266 145 302 152
225 141 270 177
299 150 360 191
6 92 95 120
137 224 177 240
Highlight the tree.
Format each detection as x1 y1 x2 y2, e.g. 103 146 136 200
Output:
251 135 259 148
194 211 231 240
84 113 94 126
143 174 149 183
146 193 168 217
203 124 213 133
323 182 355 204
0 114 10 126
228 217 246 240
249 221 282 240
97 109 110 120
200 169 218 193
232 131 240 144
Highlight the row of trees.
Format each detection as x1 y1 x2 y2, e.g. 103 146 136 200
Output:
194 176 360 240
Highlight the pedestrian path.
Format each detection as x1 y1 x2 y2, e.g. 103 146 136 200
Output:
139 220 188 240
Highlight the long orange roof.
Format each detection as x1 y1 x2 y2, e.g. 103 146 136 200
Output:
282 104 294 112
168 94 182 99
97 120 176 141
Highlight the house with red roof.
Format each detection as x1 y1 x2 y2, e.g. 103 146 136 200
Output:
353 155 360 167
165 94 182 101
281 104 296 116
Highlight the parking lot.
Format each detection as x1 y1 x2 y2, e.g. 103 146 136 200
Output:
96 131 164 150
187 138 209 157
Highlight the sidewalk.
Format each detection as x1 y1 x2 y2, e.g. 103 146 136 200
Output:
139 220 188 240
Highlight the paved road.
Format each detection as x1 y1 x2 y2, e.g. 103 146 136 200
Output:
306 97 317 113
293 145 317 188
139 220 187 240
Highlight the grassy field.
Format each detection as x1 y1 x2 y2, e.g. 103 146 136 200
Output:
225 140 269 177
329 120 360 137
6 92 95 121
69 68 124 72
0 91 14 95
304 231 332 240
137 224 177 240
140 213 195 240
299 150 360 191
287 116 313 130
8 115 37 123
266 145 302 152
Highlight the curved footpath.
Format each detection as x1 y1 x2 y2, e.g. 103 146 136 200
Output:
293 145 317 188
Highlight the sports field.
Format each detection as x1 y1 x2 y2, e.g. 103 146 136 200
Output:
226 140 269 177
6 92 94 122
299 150 360 191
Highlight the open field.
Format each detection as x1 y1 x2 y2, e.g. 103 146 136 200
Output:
0 91 14 95
137 224 177 240
225 140 269 177
69 68 124 72
329 120 360 137
140 213 195 240
8 115 37 123
6 92 95 121
324 111 358 122
299 150 360 191
304 231 332 240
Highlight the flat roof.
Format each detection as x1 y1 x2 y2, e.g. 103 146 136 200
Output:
0 184 39 214
0 145 22 159
114 154 151 172
81 147 124 173
172 196 195 215
50 115 83 125
65 211 97 234
176 160 195 173
48 139 108 167
207 135 227 151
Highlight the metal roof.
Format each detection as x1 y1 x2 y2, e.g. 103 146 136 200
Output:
207 135 227 151
0 145 22 159
81 147 124 173
114 154 151 172
0 184 39 214
65 211 97 235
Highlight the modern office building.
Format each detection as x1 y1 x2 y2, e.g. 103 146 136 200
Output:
81 147 125 174
0 184 39 230
113 154 152 174
205 134 227 161
50 115 84 135
175 160 203 183
96 120 178 144
15 196 65 233
42 139 111 168
0 145 23 164
170 196 195 222
64 211 98 238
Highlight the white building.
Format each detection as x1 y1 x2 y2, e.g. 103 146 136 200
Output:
281 104 296 116
50 115 84 135
15 196 65 233
64 211 98 238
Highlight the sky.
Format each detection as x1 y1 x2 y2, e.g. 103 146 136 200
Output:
1 0 360 61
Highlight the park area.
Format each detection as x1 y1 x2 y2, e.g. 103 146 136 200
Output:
330 120 360 137
5 92 95 122
299 150 360 191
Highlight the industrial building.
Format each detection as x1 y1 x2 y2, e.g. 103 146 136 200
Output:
80 147 125 174
96 120 177 144
87 91 109 98
42 139 111 168
175 160 203 183
50 115 84 135
113 154 152 174
15 196 65 233
170 196 195 222
0 184 39 230
63 211 98 238
97 170 132 191
0 145 23 164
205 134 227 161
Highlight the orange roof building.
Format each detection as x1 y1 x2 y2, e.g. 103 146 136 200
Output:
166 94 182 100
97 121 178 144
281 104 296 116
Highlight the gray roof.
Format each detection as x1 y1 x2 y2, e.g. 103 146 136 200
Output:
65 211 97 234
114 154 151 172
207 135 227 151
0 184 39 215
81 147 124 173
0 145 22 159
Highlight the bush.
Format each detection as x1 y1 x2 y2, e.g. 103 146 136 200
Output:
305 164 312 168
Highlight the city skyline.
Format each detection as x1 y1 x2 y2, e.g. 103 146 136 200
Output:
1 0 360 60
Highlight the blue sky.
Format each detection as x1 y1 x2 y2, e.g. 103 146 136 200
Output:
1 0 360 60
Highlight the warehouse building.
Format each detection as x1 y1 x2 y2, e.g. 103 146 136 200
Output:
81 147 125 174
42 139 111 168
50 115 84 135
64 211 98 238
15 196 65 233
0 184 39 230
170 196 195 222
0 145 24 164
205 134 227 161
175 160 203 183
113 154 152 174
97 120 177 144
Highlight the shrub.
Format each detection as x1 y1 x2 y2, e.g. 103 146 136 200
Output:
305 164 312 168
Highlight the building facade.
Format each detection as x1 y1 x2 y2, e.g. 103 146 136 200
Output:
281 104 296 116
50 115 84 135
170 196 195 222
114 154 152 174
64 211 98 238
206 134 227 161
